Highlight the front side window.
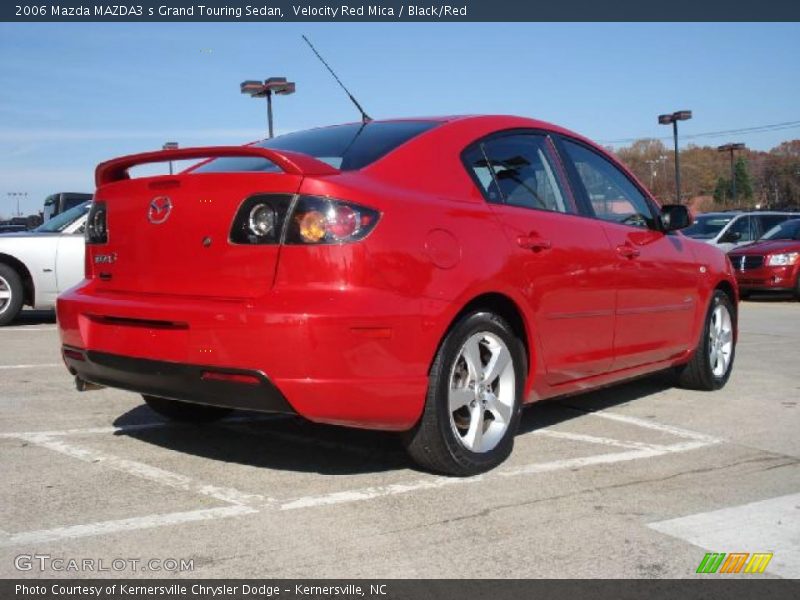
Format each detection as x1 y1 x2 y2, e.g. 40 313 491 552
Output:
463 134 572 214
726 215 753 242
562 140 655 229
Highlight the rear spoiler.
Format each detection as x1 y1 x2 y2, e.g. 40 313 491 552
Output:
95 146 339 187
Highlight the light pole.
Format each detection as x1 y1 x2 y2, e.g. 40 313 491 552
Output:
658 110 692 203
645 155 668 195
240 77 296 139
162 141 179 175
7 192 28 217
717 143 746 204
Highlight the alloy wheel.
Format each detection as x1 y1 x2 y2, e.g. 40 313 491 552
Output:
708 303 733 378
448 331 516 453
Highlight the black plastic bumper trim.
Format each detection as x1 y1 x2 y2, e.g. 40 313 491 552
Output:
63 346 296 414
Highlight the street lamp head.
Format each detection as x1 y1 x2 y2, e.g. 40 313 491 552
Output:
240 80 267 97
264 78 295 95
659 110 692 125
717 143 746 153
273 82 296 96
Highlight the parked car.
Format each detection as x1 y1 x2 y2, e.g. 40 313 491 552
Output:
682 210 796 252
43 192 92 221
57 116 738 475
728 218 800 300
0 201 90 325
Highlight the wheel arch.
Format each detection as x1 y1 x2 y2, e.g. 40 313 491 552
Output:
714 278 738 341
431 291 533 389
0 253 34 307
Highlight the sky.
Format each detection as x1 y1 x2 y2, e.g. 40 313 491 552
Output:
1 22 799 216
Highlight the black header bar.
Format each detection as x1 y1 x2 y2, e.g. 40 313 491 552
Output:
3 0 800 22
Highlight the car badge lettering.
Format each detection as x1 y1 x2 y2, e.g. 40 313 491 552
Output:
148 196 172 224
93 253 117 265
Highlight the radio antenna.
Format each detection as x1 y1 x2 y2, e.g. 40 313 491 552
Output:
302 35 372 124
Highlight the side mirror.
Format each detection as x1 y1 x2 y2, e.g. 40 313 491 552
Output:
660 204 691 232
719 230 742 243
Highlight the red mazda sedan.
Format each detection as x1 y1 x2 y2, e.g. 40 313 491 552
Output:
728 218 800 300
58 116 738 475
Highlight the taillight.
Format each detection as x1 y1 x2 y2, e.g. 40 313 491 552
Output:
230 194 380 245
285 196 379 245
85 202 108 245
229 194 293 245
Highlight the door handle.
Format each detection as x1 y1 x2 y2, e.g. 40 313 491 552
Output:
517 235 552 252
616 243 640 259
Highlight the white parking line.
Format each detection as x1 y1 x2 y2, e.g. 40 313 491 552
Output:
18 432 269 507
649 493 800 579
0 363 61 370
0 410 722 548
3 506 257 547
586 411 723 444
0 327 57 332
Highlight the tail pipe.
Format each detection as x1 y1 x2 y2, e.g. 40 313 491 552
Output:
75 377 104 392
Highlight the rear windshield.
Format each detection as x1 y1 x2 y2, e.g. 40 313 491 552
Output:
193 120 440 174
35 202 90 233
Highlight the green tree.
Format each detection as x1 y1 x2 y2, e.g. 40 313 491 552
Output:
733 157 753 201
713 177 730 204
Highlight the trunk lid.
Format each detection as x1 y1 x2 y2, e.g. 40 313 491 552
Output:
90 172 303 298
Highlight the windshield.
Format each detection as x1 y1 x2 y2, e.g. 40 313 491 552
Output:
192 120 440 174
682 214 735 239
34 202 90 233
761 219 800 241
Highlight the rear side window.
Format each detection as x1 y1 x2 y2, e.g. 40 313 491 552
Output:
193 121 440 173
755 214 792 238
463 134 573 214
562 140 655 229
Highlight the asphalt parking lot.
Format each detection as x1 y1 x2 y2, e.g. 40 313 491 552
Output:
1 299 798 579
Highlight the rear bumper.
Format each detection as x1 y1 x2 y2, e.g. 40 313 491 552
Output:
63 347 295 414
56 281 435 431
733 264 798 291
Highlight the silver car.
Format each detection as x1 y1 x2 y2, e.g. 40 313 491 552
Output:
682 211 797 252
0 202 89 326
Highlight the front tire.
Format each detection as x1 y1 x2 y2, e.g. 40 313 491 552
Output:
143 395 232 423
404 312 526 476
676 290 736 391
0 264 24 327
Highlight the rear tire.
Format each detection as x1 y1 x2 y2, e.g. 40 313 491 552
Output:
0 264 24 327
403 312 525 476
676 290 736 391
143 395 232 423
794 276 800 302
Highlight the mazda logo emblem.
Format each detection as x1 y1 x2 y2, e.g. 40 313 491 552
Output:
148 196 172 224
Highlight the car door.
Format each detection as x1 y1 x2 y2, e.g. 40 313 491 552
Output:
557 138 701 370
55 219 86 293
462 131 616 385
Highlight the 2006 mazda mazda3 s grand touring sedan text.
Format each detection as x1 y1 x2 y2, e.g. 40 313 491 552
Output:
58 116 738 475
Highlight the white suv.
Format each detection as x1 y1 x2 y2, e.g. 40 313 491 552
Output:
683 211 797 252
